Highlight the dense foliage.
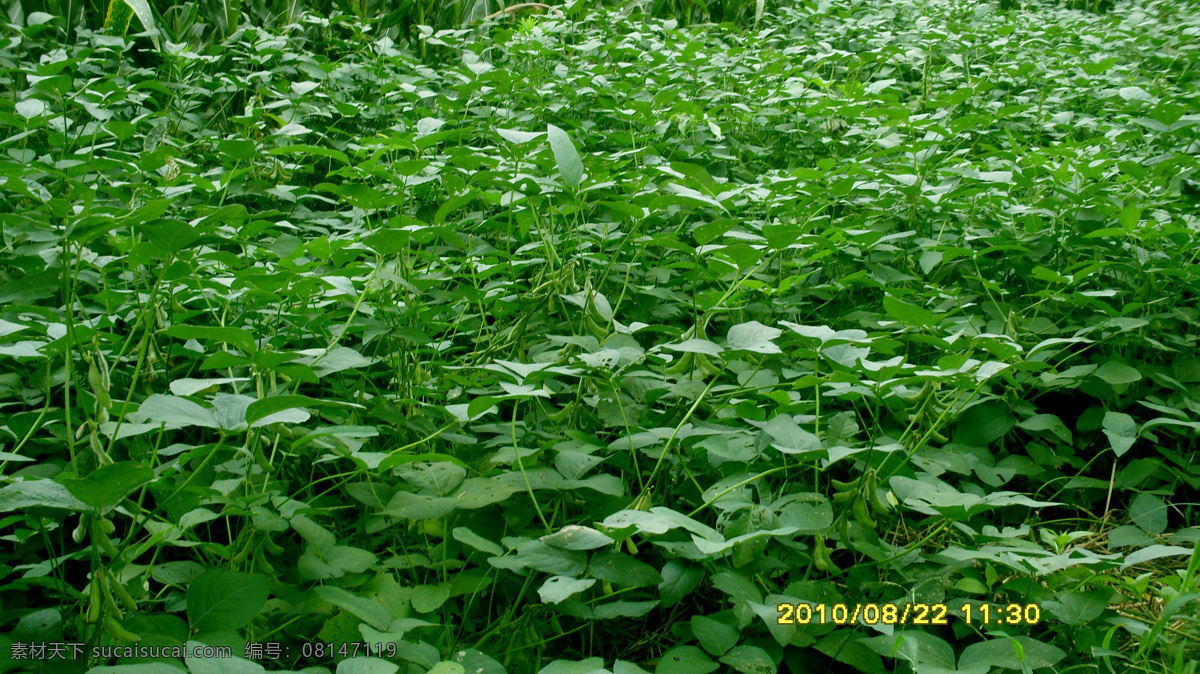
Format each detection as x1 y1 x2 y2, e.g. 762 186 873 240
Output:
2 0 1200 673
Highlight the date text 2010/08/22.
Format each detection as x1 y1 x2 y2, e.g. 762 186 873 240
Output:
776 603 1042 626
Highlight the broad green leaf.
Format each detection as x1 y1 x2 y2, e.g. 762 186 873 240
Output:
142 219 201 253
299 346 374 378
547 124 584 189
538 576 596 604
692 526 800 555
691 615 738 656
1118 86 1156 103
593 600 658 619
217 139 256 160
663 339 724 356
883 295 935 327
600 507 719 539
860 631 955 669
763 414 821 454
169 378 249 397
211 393 253 431
658 560 703 608
244 395 320 426
958 636 1066 671
453 527 504 556
335 659 400 674
588 551 662 588
269 144 350 164
541 525 614 550
1017 414 1072 444
449 649 506 674
1092 361 1142 385
1102 411 1138 457
953 401 1014 447
726 321 782 354
0 479 91 512
59 463 154 510
410 584 450 613
719 645 776 674
186 571 269 632
385 492 457 520
314 586 391 630
506 541 587 576
131 394 218 429
497 128 544 144
656 645 718 674
537 659 606 674
1042 590 1111 625
1129 493 1168 535
291 514 336 555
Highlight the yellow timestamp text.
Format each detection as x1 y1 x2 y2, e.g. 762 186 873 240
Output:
776 602 1042 626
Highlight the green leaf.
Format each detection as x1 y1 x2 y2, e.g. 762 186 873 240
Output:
291 514 336 555
593 600 658 619
497 128 544 144
1122 545 1193 568
719 645 776 674
268 144 350 164
776 499 834 532
1102 411 1138 457
547 124 584 189
691 615 738 656
1092 361 1142 385
658 560 703 608
453 527 504 556
763 414 821 454
953 401 1014 447
1017 414 1073 444
726 321 782 354
410 584 450 613
384 492 457 520
448 650 505 674
161 325 256 353
588 551 662 588
958 636 1066 671
218 139 257 160
541 525 615 550
508 541 587 576
186 571 269 632
656 645 718 674
538 659 606 674
335 658 400 674
883 295 935 327
58 463 154 510
538 576 596 604
1129 493 1168 535
1042 590 1112 625
314 586 391 630
663 339 724 356
860 631 956 669
0 479 91 512
119 0 158 45
131 394 218 429
300 346 374 378
142 219 201 253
